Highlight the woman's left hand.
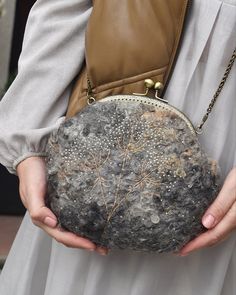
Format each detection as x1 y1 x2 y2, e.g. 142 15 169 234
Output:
177 167 236 256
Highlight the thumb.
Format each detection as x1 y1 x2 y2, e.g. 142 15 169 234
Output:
17 156 58 228
26 186 58 228
29 204 58 228
202 168 236 229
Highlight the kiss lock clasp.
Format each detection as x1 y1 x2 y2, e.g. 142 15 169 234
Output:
133 79 168 103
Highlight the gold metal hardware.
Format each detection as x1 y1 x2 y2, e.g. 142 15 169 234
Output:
87 96 96 105
154 81 164 91
195 48 236 133
87 76 96 105
133 79 168 103
154 81 168 103
145 79 155 89
195 125 203 134
133 79 155 96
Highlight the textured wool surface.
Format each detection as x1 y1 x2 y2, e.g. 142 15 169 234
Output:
45 96 221 253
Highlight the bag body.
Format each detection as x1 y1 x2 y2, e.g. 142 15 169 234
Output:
45 0 222 253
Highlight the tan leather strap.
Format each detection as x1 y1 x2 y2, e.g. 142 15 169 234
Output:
66 0 191 118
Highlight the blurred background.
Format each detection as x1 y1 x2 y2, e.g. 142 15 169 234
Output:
0 0 36 269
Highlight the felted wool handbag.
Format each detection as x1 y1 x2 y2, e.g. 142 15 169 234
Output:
44 0 235 253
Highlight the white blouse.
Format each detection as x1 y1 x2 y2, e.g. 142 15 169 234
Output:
0 0 93 174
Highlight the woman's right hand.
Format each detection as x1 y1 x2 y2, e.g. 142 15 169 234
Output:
16 156 108 255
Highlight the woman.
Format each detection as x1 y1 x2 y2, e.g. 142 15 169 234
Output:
0 0 236 294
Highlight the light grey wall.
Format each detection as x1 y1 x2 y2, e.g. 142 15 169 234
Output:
0 0 16 91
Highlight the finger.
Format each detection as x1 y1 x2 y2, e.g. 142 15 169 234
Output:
17 157 58 228
178 201 236 256
40 223 97 250
57 227 109 254
25 181 57 228
27 193 58 228
202 168 236 229
59 227 109 255
96 246 109 256
19 183 58 228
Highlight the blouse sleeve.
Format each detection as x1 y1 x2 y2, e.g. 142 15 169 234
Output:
0 0 93 175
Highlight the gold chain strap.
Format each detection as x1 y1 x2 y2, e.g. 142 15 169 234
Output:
196 48 236 134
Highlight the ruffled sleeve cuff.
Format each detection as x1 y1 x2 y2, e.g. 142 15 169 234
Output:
1 116 66 175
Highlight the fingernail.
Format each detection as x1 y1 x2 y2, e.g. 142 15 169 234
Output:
176 250 189 256
96 248 108 256
202 214 215 228
88 248 95 252
44 217 57 228
173 252 181 256
179 253 189 257
179 252 189 257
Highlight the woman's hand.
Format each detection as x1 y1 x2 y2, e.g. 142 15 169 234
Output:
177 167 236 256
16 156 108 256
